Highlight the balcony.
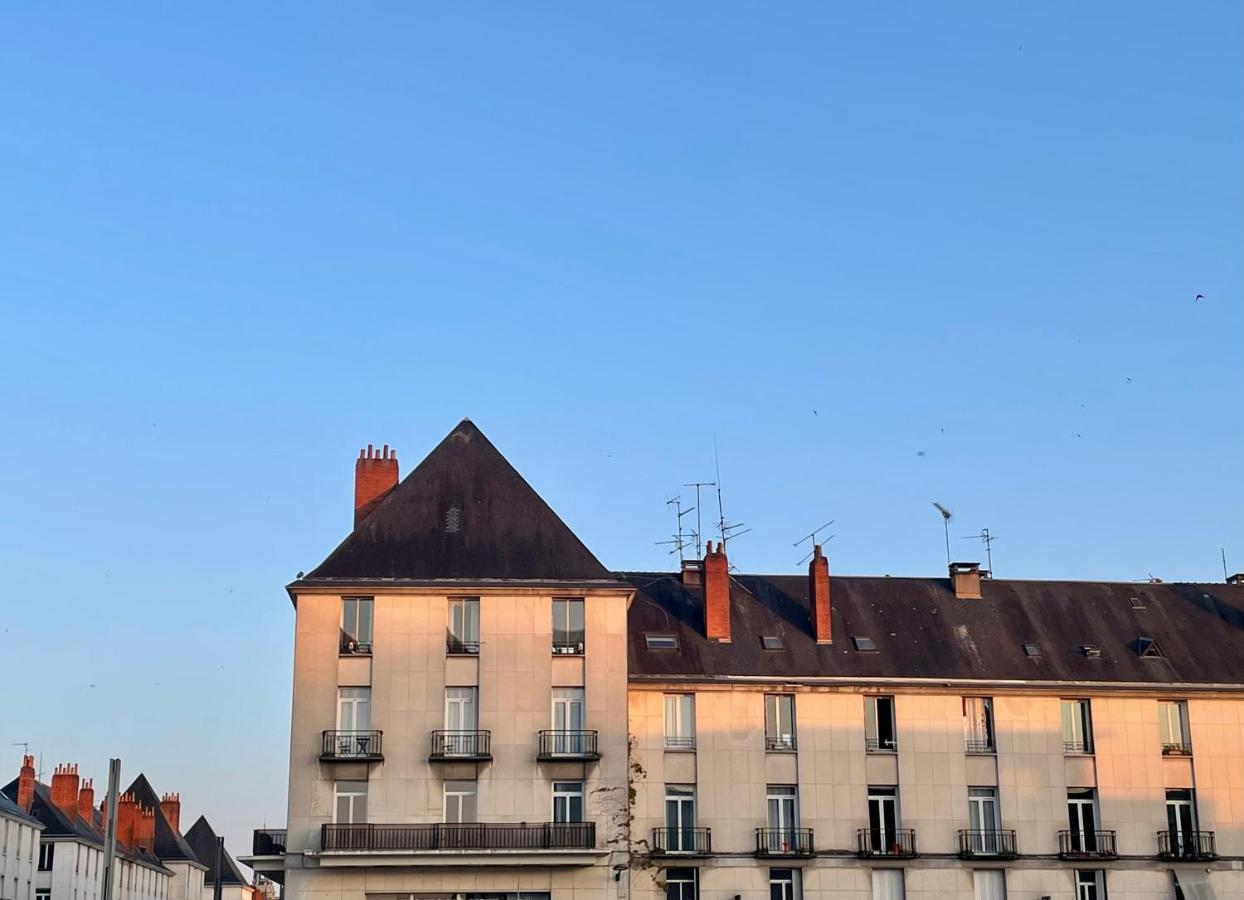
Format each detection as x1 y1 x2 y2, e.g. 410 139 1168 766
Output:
552 633 585 655
1058 830 1117 859
1157 830 1216 861
964 738 995 754
651 827 712 856
537 730 600 761
252 829 287 856
1063 740 1093 754
1162 740 1193 756
429 730 492 761
865 737 898 753
958 829 1017 859
857 828 917 859
765 736 797 752
756 828 814 857
320 730 383 762
321 822 595 852
446 637 480 655
664 736 696 751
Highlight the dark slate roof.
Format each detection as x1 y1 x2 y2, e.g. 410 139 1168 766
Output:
125 775 205 868
625 571 1244 686
0 790 42 828
304 419 617 584
183 816 248 886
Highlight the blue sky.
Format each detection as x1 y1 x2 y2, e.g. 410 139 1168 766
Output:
1 2 1239 864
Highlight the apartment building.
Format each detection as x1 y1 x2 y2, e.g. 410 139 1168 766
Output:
0 789 42 900
252 420 1244 900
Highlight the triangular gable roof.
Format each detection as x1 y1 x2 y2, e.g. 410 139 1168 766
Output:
306 419 616 582
183 816 248 886
125 775 204 867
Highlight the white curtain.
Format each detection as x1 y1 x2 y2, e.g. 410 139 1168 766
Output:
973 870 1006 900
872 869 905 900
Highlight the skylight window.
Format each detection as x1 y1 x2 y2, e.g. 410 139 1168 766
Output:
1081 645 1102 658
852 636 877 652
1137 636 1165 659
645 633 678 650
1130 596 1146 610
1022 642 1042 658
761 635 784 650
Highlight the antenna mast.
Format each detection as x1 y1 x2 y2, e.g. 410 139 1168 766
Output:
793 521 836 565
933 502 953 566
682 481 716 558
656 496 696 562
1223 547 1230 581
962 528 997 573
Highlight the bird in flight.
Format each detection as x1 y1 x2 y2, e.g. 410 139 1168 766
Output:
1195 294 1205 302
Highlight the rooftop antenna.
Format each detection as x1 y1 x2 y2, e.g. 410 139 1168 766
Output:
682 481 716 558
961 528 997 573
712 440 752 549
655 496 696 562
11 741 29 755
794 521 836 565
1223 547 1230 582
932 502 953 566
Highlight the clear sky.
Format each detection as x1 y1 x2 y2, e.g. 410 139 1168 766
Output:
1 1 1240 868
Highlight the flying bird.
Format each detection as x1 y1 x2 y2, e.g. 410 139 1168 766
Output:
1195 294 1205 302
917 451 926 457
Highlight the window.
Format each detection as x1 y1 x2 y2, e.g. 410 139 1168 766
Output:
973 870 1006 900
761 635 784 650
765 694 797 750
1081 644 1102 658
1075 870 1106 900
664 693 696 749
447 597 480 654
646 633 679 650
665 868 697 900
852 636 878 652
963 697 995 752
552 598 585 654
38 843 53 871
333 781 367 824
442 687 480 755
967 788 1001 854
867 786 899 853
552 782 584 823
763 786 798 852
1165 789 1197 855
771 868 801 900
665 785 697 852
1066 789 1099 853
871 870 905 900
865 695 897 751
36 890 51 900
337 687 371 731
1022 641 1041 657
444 780 477 823
1137 636 1164 658
550 688 586 753
340 597 373 653
1159 700 1191 754
1061 699 1093 753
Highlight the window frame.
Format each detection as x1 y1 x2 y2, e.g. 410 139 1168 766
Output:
865 695 897 752
1159 700 1191 754
664 867 698 900
332 780 368 825
1061 699 1094 754
340 596 374 654
963 696 995 752
770 867 801 900
552 781 585 824
664 693 696 749
551 597 585 654
447 597 480 654
1075 869 1106 900
764 693 797 751
443 779 478 824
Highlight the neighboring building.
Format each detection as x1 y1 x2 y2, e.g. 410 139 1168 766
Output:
183 817 261 900
0 787 42 900
250 420 1244 899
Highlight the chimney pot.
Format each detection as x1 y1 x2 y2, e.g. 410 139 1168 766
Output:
161 792 181 833
950 561 983 599
16 755 35 812
78 779 95 825
50 763 80 822
117 793 138 848
809 544 832 643
354 444 399 527
703 542 731 642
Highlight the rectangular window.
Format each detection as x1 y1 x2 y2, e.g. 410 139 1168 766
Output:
1066 788 1099 853
867 786 899 853
1159 700 1191 754
550 688 586 753
871 869 905 900
963 697 995 752
865 696 897 751
1075 870 1106 900
444 780 478 823
770 868 801 900
340 597 374 653
445 687 478 731
973 870 1006 900
337 686 371 731
765 694 797 750
1165 788 1198 857
665 785 697 852
552 782 584 823
333 781 367 824
1061 699 1093 753
665 868 697 900
36 890 51 900
447 597 480 653
762 786 798 852
664 694 696 749
552 598 585 654
38 843 53 871
967 787 1000 854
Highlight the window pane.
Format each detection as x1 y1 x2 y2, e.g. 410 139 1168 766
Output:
872 869 905 900
357 599 373 642
973 870 1006 900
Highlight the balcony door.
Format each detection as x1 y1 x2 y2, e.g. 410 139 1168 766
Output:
968 787 1000 854
868 786 899 852
1067 789 1098 852
1166 789 1196 854
444 687 478 756
551 688 585 754
337 687 371 731
665 785 696 852
765 786 798 851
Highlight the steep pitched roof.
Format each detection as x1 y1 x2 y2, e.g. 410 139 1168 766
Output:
125 775 204 867
0 790 42 829
305 419 616 583
183 816 248 886
626 571 1244 686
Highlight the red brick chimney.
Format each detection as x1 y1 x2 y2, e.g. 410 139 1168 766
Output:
134 806 156 851
354 444 398 527
50 764 80 822
16 755 35 812
809 544 832 643
161 792 181 833
117 793 138 848
704 541 731 642
78 779 95 824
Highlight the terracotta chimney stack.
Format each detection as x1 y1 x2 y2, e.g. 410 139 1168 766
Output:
809 544 832 643
354 444 399 527
117 793 138 848
16 755 35 812
161 792 181 833
134 806 156 851
950 561 983 599
704 541 731 642
78 779 95 824
50 764 80 822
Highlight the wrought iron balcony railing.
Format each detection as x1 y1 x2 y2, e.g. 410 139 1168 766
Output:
755 828 814 856
320 730 383 761
446 637 480 655
964 738 995 753
321 822 594 852
537 730 600 760
552 635 585 655
1157 830 1216 861
429 730 492 760
1161 740 1193 756
252 829 287 856
857 828 917 858
958 829 1018 859
664 736 696 750
1058 829 1117 859
865 737 898 752
1063 739 1093 754
651 827 712 855
765 735 797 751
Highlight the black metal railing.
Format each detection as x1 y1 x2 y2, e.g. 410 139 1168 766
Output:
252 829 287 855
339 635 373 655
964 738 995 753
1161 740 1193 755
537 730 600 759
1058 830 1117 859
320 730 383 760
857 828 917 858
1063 740 1093 754
651 827 712 855
552 636 585 655
446 637 480 655
765 735 797 751
429 730 492 759
664 736 697 750
321 822 594 852
756 828 814 856
865 737 898 752
958 829 1018 859
1157 830 1216 860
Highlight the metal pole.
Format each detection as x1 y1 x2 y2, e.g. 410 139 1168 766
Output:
100 758 121 900
213 836 224 900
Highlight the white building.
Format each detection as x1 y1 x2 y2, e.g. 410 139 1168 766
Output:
0 787 42 900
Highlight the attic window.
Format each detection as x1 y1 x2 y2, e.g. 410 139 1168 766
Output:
645 633 678 650
444 506 462 533
1137 636 1165 659
1022 642 1042 658
761 635 784 650
1081 645 1102 658
852 636 877 652
1130 596 1146 610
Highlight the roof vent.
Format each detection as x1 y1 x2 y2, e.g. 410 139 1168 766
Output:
1022 641 1041 658
852 636 877 652
1130 596 1146 609
1081 645 1102 658
645 633 678 650
1137 636 1165 658
444 506 462 533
